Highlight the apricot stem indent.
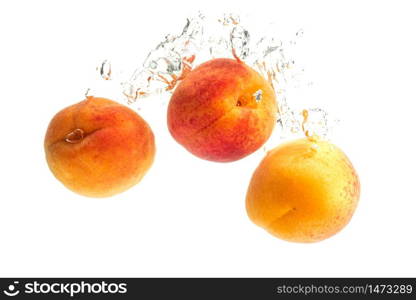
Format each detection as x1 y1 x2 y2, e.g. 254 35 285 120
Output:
65 128 84 144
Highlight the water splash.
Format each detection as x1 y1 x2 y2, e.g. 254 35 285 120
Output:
302 108 339 139
121 13 205 103
95 13 336 140
121 13 253 103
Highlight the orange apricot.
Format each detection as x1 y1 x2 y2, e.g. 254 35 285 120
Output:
44 96 155 197
246 138 360 242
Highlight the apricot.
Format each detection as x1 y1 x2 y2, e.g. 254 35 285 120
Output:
167 58 277 162
246 138 360 243
44 96 155 197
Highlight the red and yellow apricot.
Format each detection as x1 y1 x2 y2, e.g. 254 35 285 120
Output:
44 96 155 197
167 58 277 162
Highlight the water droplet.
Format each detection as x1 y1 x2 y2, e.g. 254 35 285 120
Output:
296 29 304 37
301 108 330 139
253 89 263 102
98 60 111 80
230 25 250 60
218 13 240 26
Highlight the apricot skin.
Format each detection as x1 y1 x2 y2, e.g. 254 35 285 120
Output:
246 138 360 243
167 58 277 162
44 97 155 197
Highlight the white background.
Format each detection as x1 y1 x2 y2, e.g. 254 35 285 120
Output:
0 0 415 277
